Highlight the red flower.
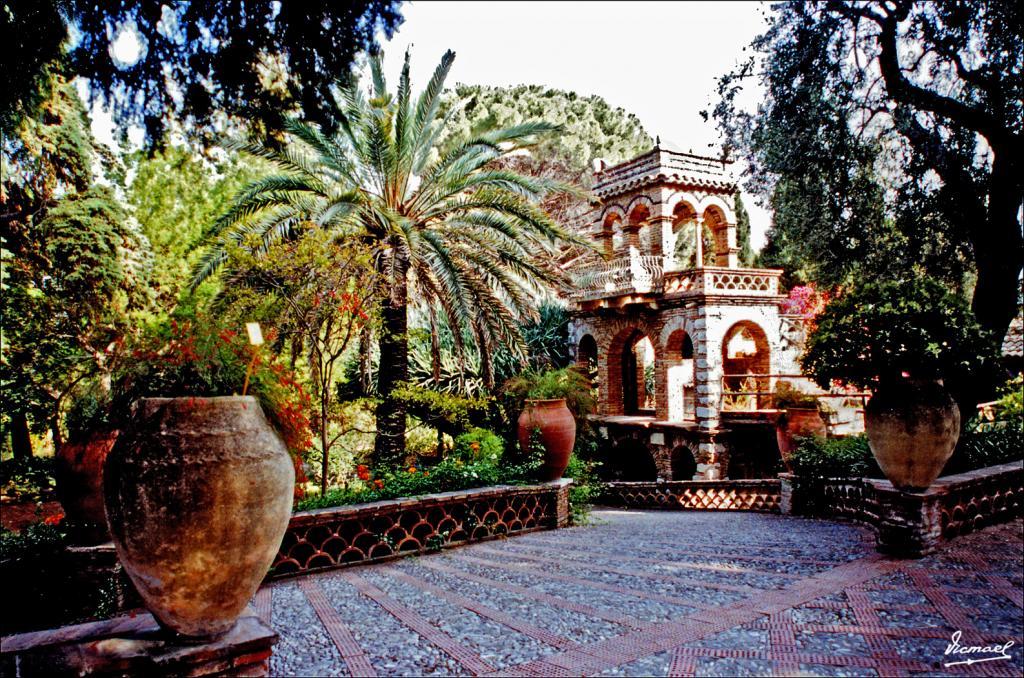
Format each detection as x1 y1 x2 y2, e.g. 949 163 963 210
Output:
44 512 64 526
374 479 384 489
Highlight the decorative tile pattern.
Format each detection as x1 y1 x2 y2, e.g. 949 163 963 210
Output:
256 511 1023 677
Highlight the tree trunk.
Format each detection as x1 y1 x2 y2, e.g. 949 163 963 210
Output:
358 324 374 396
9 412 33 458
970 149 1023 348
373 255 410 468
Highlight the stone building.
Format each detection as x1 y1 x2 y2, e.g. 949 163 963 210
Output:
568 145 846 481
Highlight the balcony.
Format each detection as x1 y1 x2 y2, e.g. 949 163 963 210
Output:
570 255 783 303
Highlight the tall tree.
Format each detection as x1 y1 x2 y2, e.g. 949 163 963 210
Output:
712 0 1023 340
1 80 151 453
1 1 404 144
193 51 579 467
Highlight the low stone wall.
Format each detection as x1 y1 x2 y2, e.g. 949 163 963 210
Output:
602 479 781 512
780 461 1023 556
271 480 572 578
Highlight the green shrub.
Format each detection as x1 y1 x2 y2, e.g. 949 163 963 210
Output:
503 367 597 419
565 453 604 524
788 435 881 479
944 420 1023 475
0 522 68 562
801 277 998 391
453 428 503 462
0 456 56 502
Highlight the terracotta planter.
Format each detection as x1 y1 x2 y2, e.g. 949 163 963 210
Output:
104 396 294 638
55 430 119 544
775 408 827 470
517 399 576 481
865 379 960 492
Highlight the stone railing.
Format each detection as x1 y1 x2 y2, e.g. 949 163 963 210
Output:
780 461 1023 556
663 266 782 298
270 480 572 578
571 254 663 300
603 479 781 512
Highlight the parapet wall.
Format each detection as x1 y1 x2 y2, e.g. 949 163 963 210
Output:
270 480 572 578
780 461 1023 556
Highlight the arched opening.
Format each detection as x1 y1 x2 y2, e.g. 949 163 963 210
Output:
628 203 652 254
620 330 656 415
670 445 697 480
603 212 624 257
702 206 732 267
664 329 696 421
721 321 771 411
577 334 599 395
673 202 714 268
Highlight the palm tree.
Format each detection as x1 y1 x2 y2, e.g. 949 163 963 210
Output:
193 50 582 467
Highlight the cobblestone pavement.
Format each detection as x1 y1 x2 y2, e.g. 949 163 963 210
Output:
258 510 1023 677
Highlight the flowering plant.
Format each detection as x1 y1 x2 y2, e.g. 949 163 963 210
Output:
78 316 314 497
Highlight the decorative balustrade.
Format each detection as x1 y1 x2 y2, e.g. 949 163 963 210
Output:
571 254 663 299
663 266 782 298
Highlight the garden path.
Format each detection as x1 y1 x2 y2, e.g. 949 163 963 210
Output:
258 510 1023 677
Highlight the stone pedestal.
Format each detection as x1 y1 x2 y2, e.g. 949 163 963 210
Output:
871 481 944 557
0 611 277 677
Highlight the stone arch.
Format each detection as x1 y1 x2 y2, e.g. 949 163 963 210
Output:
627 198 654 254
663 329 696 421
702 205 733 266
696 195 736 224
608 325 658 415
721 321 771 411
576 334 599 392
600 208 626 256
672 200 713 268
670 444 698 480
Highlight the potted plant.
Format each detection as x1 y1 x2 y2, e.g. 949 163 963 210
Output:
100 318 309 638
505 367 596 481
772 382 828 469
801 278 997 491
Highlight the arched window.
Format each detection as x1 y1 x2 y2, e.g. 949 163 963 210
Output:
721 321 771 410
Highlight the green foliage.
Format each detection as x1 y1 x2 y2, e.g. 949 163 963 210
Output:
392 383 493 433
0 456 56 501
734 194 755 267
983 374 1024 426
453 428 503 462
945 417 1024 476
1 79 152 448
126 147 268 306
0 521 67 562
503 367 597 419
564 453 604 524
788 435 881 480
712 1 1023 339
195 50 583 466
438 84 652 182
801 277 998 392
772 382 819 410
294 450 543 512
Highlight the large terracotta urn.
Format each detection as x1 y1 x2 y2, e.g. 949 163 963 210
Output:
517 398 576 481
104 396 294 638
55 430 118 544
775 409 827 470
865 379 960 492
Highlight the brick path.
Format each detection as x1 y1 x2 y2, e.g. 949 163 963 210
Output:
260 510 1024 677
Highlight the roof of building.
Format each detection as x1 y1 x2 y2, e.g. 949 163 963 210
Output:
1003 316 1023 357
592 147 737 198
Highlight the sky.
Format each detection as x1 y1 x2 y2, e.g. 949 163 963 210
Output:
378 1 773 247
89 1 773 247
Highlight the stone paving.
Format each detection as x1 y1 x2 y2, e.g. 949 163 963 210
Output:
257 510 1024 677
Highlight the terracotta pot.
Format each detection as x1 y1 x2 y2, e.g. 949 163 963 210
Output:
55 430 119 544
104 396 294 638
775 408 827 470
517 398 576 481
865 379 960 492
